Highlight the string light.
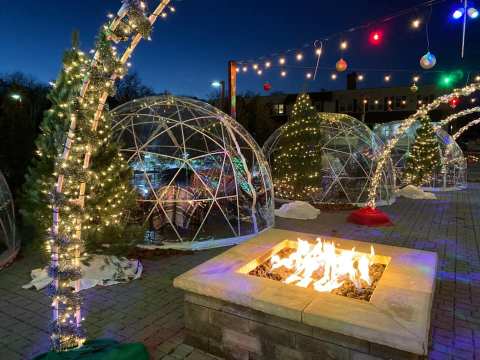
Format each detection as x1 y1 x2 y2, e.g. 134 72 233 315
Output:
252 64 259 70
242 66 248 72
411 18 421 28
454 118 480 140
46 0 170 351
384 75 391 82
358 74 364 81
265 61 271 68
281 70 287 77
331 73 338 80
369 30 383 45
296 53 304 61
257 69 263 75
413 75 420 82
279 57 286 65
340 41 348 50
315 48 322 56
306 72 312 79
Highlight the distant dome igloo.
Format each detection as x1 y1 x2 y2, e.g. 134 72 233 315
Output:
111 96 274 246
0 171 17 266
374 121 467 190
263 113 396 206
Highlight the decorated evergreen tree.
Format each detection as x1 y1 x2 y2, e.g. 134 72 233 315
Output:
20 32 88 237
272 93 323 201
403 116 442 186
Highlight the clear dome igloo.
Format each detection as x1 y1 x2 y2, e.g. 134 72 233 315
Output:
374 121 467 191
111 96 274 246
0 171 17 266
263 113 396 206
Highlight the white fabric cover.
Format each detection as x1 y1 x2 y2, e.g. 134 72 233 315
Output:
397 185 437 200
23 255 142 292
275 201 321 220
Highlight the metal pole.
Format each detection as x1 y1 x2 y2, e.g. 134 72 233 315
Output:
462 0 468 58
221 80 225 113
228 61 237 119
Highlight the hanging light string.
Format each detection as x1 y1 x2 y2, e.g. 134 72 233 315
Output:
312 40 323 81
235 0 447 68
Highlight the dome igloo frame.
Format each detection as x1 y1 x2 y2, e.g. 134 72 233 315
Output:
112 96 274 248
263 113 396 207
374 120 467 191
0 171 17 268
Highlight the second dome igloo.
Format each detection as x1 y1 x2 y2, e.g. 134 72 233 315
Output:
263 113 396 206
111 96 274 246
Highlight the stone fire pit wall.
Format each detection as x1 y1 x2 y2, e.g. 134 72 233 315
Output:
174 229 438 360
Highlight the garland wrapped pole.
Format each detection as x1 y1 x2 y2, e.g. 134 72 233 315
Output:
49 0 172 351
348 82 480 227
453 118 480 140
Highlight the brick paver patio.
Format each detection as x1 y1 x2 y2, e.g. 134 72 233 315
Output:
1 182 480 359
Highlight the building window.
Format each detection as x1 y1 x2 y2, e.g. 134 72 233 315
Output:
273 104 285 115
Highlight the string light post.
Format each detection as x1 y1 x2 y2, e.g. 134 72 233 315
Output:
348 81 480 227
49 0 172 351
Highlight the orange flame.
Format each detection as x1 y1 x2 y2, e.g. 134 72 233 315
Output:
271 238 375 292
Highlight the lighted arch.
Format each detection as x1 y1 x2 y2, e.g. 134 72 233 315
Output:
367 83 480 208
436 106 480 128
51 0 173 350
453 118 480 140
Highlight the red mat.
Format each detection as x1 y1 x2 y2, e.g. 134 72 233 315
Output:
347 206 393 227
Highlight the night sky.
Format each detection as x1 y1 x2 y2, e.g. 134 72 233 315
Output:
2 0 479 98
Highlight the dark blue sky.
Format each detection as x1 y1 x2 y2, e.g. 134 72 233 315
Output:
1 0 479 98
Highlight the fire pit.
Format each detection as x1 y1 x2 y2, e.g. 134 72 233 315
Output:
249 238 386 301
174 229 437 360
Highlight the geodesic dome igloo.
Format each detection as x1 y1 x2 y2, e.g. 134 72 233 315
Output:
374 121 467 191
111 96 274 247
263 113 396 206
0 171 17 266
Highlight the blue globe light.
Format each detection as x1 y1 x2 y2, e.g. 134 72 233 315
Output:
468 7 479 19
453 8 465 19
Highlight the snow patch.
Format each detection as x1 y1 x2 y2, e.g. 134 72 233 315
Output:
23 255 142 291
396 185 437 200
275 201 320 220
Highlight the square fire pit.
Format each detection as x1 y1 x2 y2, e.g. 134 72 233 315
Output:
174 229 437 360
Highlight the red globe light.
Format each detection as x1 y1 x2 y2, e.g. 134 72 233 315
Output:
263 82 272 92
449 97 460 109
369 31 383 45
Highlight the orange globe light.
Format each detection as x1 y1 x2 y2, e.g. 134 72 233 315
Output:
336 58 348 72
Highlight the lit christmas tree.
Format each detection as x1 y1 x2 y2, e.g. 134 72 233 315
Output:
403 116 442 186
272 93 323 201
21 33 88 236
